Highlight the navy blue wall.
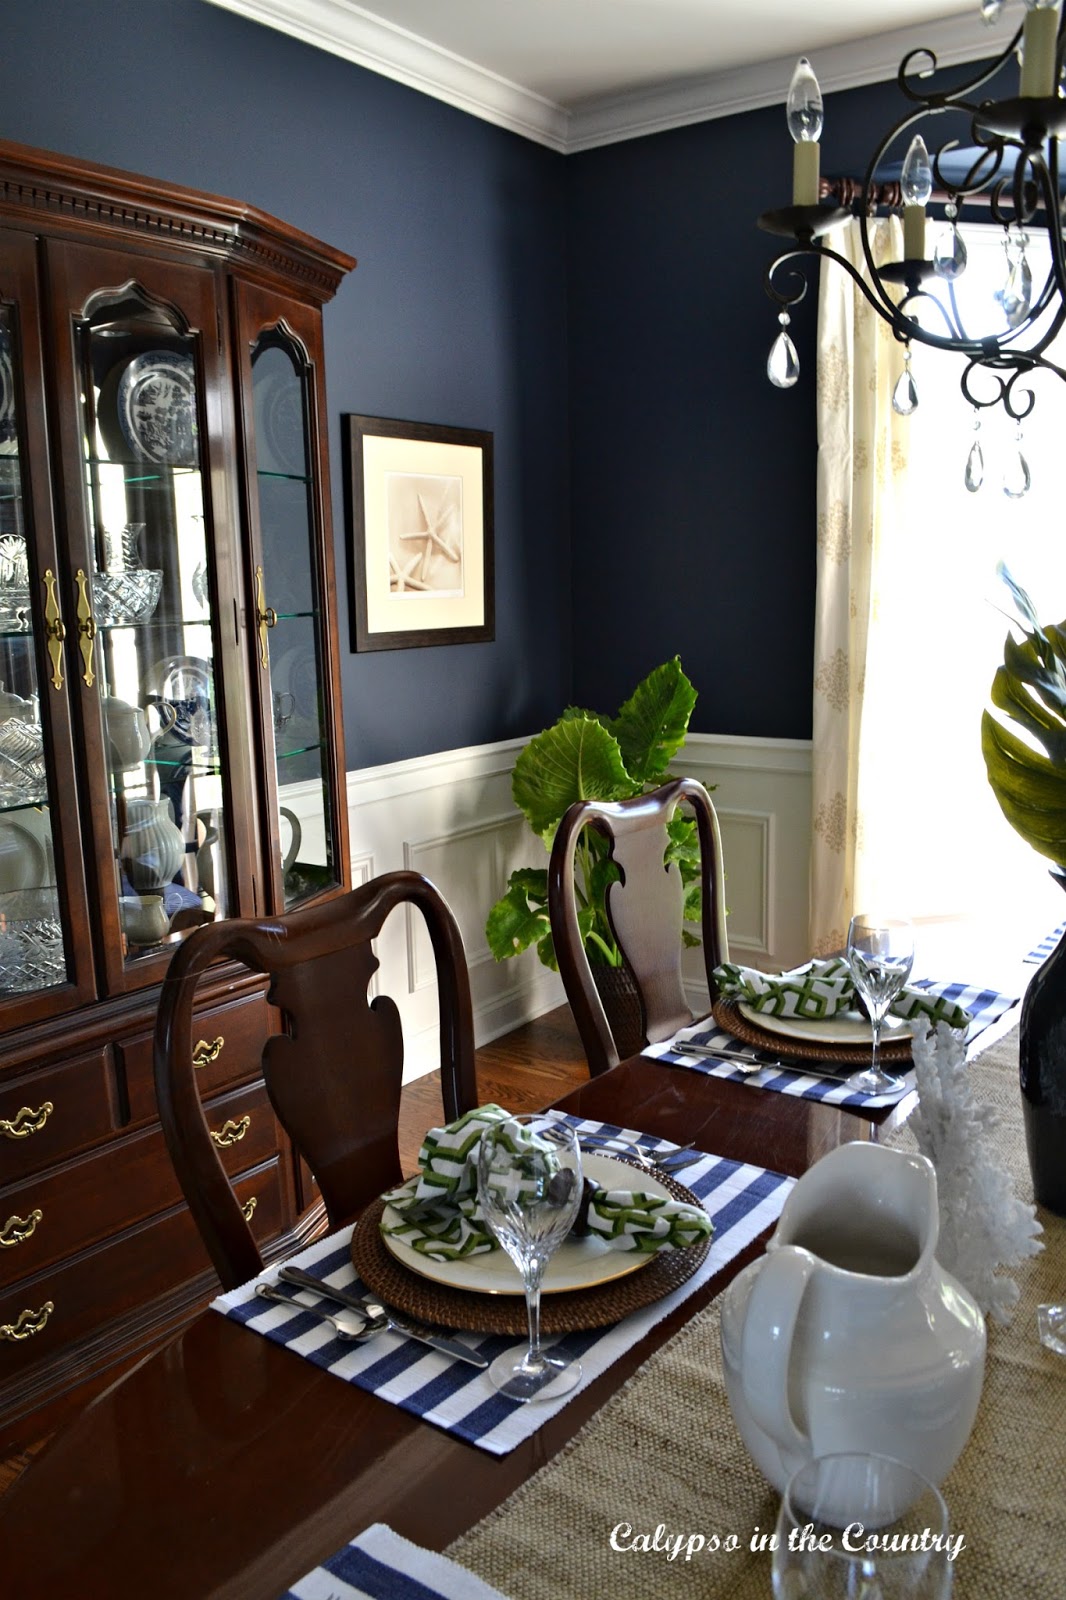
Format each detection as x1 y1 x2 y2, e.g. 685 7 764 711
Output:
567 110 820 737
564 49 1011 738
2 0 571 768
565 67 959 739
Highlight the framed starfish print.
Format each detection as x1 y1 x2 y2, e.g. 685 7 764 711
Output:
343 414 494 651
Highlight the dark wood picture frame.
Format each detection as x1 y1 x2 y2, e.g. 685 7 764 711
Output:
343 414 495 651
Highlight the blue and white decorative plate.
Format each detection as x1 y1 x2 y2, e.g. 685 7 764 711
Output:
117 349 198 467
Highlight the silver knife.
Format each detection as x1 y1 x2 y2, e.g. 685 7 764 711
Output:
277 1266 489 1369
677 1042 853 1080
675 1042 780 1070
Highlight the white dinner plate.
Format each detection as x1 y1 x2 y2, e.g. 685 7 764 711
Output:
380 1151 669 1296
0 816 47 892
737 1001 911 1046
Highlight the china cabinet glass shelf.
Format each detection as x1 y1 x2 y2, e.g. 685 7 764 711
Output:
0 796 49 817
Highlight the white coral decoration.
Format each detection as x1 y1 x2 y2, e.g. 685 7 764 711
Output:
908 1021 1043 1324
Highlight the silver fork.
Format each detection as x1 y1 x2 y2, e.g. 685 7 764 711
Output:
578 1133 699 1170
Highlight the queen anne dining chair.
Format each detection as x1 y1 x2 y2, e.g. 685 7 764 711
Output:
548 776 728 1077
153 870 478 1291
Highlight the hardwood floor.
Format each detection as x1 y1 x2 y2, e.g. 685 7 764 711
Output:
0 1004 588 1500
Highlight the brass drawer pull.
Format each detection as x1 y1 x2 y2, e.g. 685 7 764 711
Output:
193 1035 225 1069
0 1210 42 1248
210 1115 250 1148
42 569 66 691
74 568 96 687
0 1102 54 1140
0 1301 53 1341
241 1196 258 1222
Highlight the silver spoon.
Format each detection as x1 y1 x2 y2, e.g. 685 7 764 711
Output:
254 1281 371 1339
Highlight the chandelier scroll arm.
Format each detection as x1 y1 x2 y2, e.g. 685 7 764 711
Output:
897 32 1025 110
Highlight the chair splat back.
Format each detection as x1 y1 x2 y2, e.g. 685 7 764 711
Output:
154 871 477 1290
548 777 728 1078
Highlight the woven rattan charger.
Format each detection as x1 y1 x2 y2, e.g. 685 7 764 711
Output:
351 1164 711 1337
710 996 913 1067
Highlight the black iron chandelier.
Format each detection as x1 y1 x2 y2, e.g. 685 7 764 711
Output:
760 0 1066 466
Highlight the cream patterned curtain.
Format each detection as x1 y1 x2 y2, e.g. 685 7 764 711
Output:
809 217 909 954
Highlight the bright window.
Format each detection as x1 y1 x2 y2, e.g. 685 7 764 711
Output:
862 223 1066 977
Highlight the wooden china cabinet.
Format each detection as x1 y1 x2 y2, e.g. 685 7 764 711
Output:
0 141 354 1431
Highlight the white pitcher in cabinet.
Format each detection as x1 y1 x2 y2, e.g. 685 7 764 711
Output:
720 1140 986 1494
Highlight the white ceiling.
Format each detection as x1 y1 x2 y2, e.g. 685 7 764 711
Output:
204 0 1019 151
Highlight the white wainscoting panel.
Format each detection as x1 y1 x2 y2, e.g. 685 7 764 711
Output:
336 731 812 1082
675 733 812 1015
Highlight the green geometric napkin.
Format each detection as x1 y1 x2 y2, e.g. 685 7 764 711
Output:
713 958 972 1030
380 1104 713 1262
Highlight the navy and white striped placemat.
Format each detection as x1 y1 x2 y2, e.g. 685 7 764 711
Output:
644 978 1020 1110
283 1522 508 1600
212 1115 792 1457
1026 923 1066 963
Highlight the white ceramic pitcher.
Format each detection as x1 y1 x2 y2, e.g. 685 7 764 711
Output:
720 1140 986 1495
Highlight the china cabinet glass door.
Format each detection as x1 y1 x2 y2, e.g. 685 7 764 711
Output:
0 301 70 1003
40 236 248 995
74 291 233 967
239 289 346 912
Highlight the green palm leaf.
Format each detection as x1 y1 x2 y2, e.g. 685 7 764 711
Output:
983 571 1066 869
511 716 633 842
484 879 550 961
607 656 696 785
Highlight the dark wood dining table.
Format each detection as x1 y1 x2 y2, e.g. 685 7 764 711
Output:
0 1052 911 1600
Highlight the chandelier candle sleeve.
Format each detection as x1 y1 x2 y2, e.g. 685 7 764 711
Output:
901 135 933 259
787 57 823 206
1020 0 1060 99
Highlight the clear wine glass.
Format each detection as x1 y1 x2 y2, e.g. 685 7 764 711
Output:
772 1452 954 1599
844 914 915 1094
476 1112 583 1403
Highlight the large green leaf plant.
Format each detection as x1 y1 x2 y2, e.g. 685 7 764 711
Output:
982 564 1066 869
485 658 703 971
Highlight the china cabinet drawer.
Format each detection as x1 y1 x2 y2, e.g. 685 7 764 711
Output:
0 1080 278 1288
0 1161 283 1373
119 990 277 1124
0 1049 116 1184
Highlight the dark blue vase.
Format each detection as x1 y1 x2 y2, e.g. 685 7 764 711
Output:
1019 872 1066 1217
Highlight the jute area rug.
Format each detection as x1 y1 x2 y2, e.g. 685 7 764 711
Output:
448 1028 1066 1600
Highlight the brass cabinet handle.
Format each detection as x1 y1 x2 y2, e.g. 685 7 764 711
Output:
0 1102 54 1140
0 1210 42 1248
241 1196 258 1223
42 569 66 691
74 568 96 687
192 1035 225 1069
254 564 276 669
0 1302 53 1341
210 1115 250 1148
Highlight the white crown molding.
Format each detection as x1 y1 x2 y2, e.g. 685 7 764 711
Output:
567 13 1018 151
204 0 1016 152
